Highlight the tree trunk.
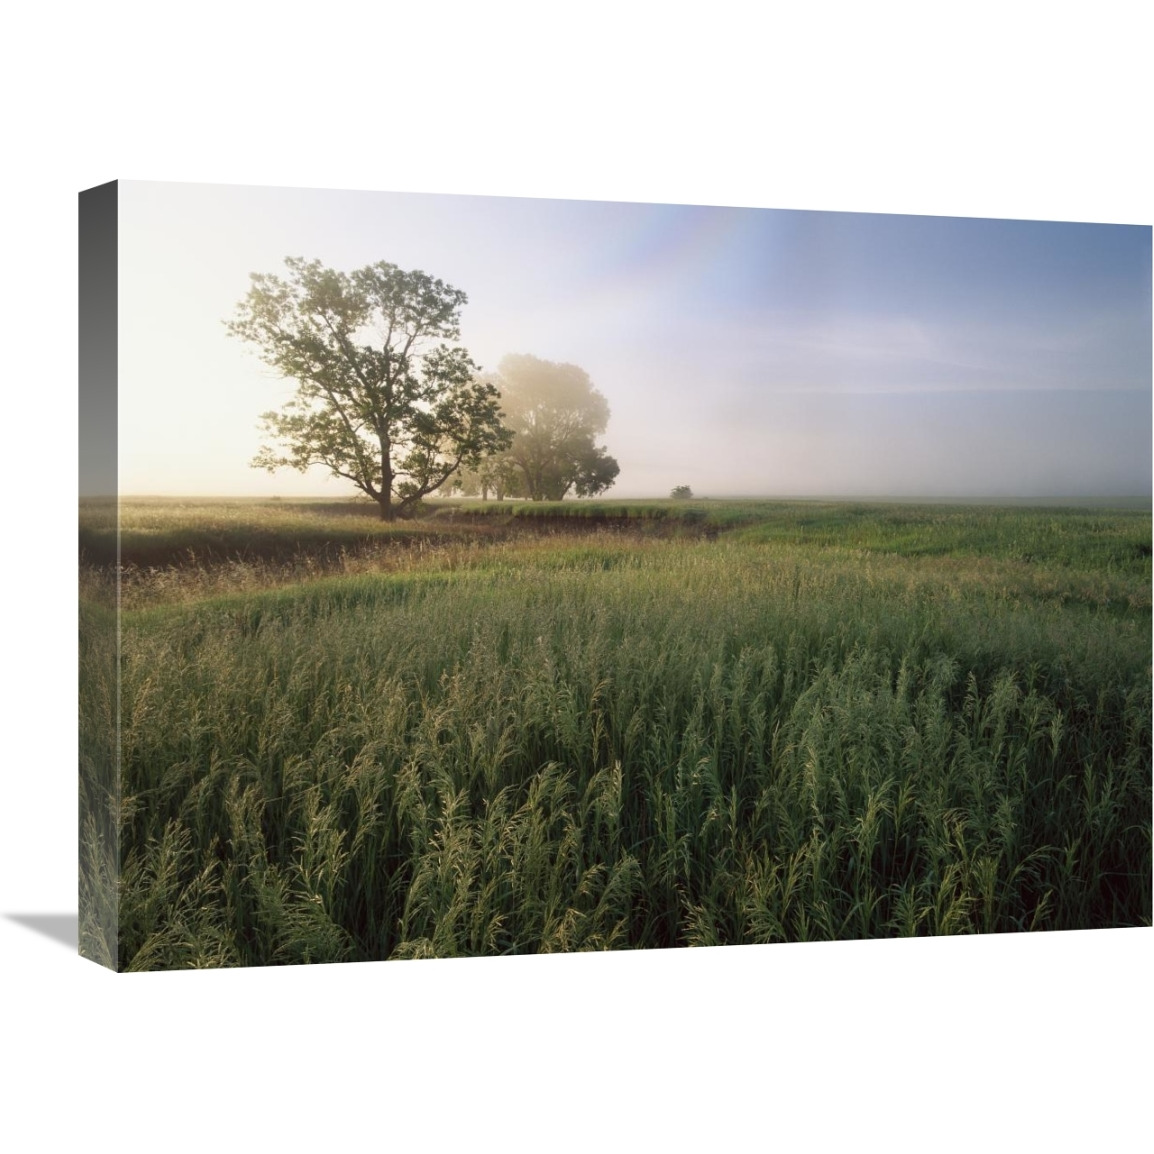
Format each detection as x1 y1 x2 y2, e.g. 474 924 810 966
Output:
379 445 394 520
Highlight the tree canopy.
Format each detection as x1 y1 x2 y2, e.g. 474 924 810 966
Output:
456 354 619 501
228 257 511 520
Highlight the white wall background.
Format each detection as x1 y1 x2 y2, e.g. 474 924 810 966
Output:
1 3 1149 1149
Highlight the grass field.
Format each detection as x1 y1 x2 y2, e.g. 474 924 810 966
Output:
79 497 1152 969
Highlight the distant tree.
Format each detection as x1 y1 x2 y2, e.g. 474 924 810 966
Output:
228 257 512 521
452 454 524 501
670 485 694 500
489 354 620 501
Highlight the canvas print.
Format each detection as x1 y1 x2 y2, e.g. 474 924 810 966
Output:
79 181 1152 971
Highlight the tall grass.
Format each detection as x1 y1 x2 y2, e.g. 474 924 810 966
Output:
79 501 1152 969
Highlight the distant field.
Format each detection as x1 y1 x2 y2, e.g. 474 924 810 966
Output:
79 497 1152 969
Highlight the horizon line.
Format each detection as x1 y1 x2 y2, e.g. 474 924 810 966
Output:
90 492 1154 506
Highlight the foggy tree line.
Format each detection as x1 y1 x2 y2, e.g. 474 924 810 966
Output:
229 257 618 520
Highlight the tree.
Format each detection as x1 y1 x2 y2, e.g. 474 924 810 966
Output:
489 354 620 501
451 454 523 501
670 485 694 500
227 257 512 520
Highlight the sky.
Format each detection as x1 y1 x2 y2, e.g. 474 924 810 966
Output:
117 180 1152 498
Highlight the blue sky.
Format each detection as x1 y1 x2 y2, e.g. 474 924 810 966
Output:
118 181 1151 497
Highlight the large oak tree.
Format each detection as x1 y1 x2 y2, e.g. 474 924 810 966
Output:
228 257 511 520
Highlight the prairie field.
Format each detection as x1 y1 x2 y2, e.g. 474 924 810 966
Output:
79 497 1152 969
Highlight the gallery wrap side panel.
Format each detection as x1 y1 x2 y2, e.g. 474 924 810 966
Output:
79 180 119 970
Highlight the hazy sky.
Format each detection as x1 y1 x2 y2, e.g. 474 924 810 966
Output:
117 180 1152 498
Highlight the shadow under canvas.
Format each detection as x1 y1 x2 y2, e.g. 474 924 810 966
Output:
7 914 79 951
